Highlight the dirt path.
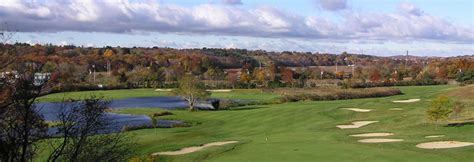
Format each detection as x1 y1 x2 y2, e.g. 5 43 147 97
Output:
152 141 238 156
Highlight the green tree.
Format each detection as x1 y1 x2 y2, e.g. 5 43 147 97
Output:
174 74 210 111
426 96 452 128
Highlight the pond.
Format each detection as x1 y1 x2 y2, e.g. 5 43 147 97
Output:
36 96 218 134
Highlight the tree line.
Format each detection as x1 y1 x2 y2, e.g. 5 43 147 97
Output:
1 43 473 91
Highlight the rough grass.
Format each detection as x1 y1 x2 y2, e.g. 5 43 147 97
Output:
443 85 474 124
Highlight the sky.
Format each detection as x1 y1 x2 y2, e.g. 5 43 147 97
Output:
0 0 473 56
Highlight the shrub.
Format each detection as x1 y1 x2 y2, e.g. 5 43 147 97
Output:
152 111 174 117
279 87 402 102
426 96 452 128
347 80 447 88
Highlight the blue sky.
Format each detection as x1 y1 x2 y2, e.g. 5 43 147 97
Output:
1 0 473 56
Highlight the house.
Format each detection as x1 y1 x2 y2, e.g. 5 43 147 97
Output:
1 71 50 86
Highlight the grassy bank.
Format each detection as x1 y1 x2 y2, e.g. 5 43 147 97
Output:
38 89 280 103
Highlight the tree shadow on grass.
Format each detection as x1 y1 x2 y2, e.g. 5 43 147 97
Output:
228 106 265 111
446 120 474 127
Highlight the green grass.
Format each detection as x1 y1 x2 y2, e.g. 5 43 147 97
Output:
38 89 279 103
38 89 171 102
36 85 474 161
106 85 474 162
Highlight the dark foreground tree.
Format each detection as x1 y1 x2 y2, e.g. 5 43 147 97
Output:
47 96 135 162
174 74 210 111
0 65 50 161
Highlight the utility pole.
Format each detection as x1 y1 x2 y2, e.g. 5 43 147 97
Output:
352 55 356 77
92 64 96 82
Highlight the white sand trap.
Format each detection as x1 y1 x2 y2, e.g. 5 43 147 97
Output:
392 99 420 103
416 141 474 149
389 108 404 111
425 135 445 138
336 121 378 129
155 89 173 92
152 141 238 156
343 108 372 112
358 138 404 143
351 133 394 137
206 89 232 92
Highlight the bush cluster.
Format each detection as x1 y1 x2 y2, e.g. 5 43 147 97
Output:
152 111 174 117
346 80 447 88
121 122 191 131
280 88 402 102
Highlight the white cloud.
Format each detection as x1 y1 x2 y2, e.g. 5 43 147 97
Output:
399 3 422 16
84 42 95 47
68 0 100 21
0 0 471 45
57 40 70 46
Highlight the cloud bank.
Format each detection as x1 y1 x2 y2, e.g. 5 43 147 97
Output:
315 0 347 11
0 0 472 44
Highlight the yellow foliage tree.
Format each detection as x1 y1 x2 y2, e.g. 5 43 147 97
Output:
240 69 251 84
103 49 114 58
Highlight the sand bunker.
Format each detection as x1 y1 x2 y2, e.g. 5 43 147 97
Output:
416 141 474 149
336 121 378 129
343 108 372 112
152 141 238 156
206 89 232 92
358 138 404 143
389 108 404 111
392 99 420 103
425 135 445 138
350 133 394 137
155 89 173 92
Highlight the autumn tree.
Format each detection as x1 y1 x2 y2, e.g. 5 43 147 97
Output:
240 68 251 87
226 72 238 89
426 96 452 128
253 68 266 86
103 49 114 76
266 63 277 82
281 68 294 87
368 68 381 82
174 74 210 111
